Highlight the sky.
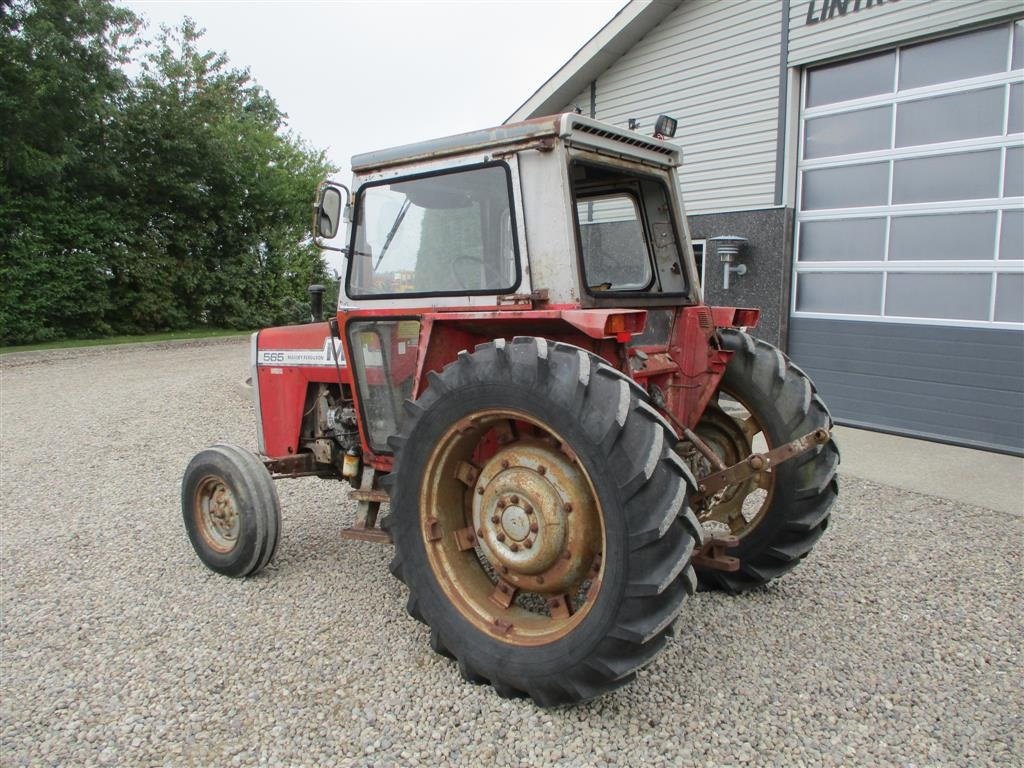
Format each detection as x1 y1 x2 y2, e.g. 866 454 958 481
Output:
121 0 626 182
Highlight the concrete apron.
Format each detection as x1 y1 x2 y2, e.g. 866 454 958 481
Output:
833 426 1024 517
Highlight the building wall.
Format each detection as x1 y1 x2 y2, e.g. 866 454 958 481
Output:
562 0 784 215
546 0 1023 451
788 0 1022 66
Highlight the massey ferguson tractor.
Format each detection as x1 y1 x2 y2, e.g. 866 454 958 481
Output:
182 114 839 706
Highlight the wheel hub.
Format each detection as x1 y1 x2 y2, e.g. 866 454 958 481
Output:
689 400 773 537
195 477 240 553
472 442 597 593
500 505 530 541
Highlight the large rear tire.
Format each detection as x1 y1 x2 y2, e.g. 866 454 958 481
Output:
181 443 281 578
688 330 839 593
386 338 703 706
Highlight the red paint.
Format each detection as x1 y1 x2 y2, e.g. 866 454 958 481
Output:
255 322 351 458
256 302 760 465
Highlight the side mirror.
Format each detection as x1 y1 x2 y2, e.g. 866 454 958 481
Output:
313 182 350 249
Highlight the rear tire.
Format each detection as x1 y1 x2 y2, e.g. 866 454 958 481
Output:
387 338 703 706
692 330 839 593
182 443 281 577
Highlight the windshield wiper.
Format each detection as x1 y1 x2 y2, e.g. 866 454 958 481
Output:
374 198 412 269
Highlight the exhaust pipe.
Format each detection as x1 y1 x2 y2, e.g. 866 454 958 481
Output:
308 284 326 322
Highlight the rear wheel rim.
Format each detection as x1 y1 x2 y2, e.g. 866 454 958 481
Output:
420 409 606 646
194 476 240 553
690 391 775 539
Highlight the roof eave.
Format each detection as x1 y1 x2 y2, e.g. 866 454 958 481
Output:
506 0 684 124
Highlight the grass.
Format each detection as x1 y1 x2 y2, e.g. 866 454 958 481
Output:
0 328 251 355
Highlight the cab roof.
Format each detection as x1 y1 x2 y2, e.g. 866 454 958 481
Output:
350 114 680 174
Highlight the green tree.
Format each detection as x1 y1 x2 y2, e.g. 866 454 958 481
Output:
112 17 333 333
0 0 138 343
0 3 334 344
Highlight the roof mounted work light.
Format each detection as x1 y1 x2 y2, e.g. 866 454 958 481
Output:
654 115 677 139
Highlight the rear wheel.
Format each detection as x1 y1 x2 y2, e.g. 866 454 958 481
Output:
684 330 839 593
182 443 281 577
387 338 703 706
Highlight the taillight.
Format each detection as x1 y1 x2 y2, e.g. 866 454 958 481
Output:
733 308 760 328
604 312 646 342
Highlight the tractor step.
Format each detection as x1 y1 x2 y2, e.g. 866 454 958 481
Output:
341 467 391 544
350 488 390 504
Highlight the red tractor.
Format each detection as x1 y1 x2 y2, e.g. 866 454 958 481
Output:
182 114 838 706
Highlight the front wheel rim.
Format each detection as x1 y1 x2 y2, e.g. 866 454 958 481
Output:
194 476 241 553
420 410 606 647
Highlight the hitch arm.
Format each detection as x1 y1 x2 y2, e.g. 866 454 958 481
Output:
693 427 831 500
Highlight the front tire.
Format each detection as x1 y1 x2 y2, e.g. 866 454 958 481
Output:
387 338 703 706
690 330 839 593
181 443 281 578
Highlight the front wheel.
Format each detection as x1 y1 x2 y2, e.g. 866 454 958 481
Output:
685 330 839 593
181 443 281 578
387 338 703 706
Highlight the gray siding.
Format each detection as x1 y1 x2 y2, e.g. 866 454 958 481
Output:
788 317 1024 454
563 0 784 215
788 0 1021 65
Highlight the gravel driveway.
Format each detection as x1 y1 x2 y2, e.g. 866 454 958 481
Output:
2 338 1021 767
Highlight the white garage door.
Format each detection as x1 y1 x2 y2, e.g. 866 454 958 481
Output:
789 20 1024 454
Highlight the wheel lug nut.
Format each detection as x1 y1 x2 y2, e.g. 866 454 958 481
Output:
501 460 510 469
497 532 506 542
510 543 519 552
538 465 547 475
491 515 500 524
564 503 573 513
477 487 485 495
525 505 534 515
524 540 533 549
510 495 519 504
529 522 538 533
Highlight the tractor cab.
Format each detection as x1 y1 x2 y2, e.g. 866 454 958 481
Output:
322 114 699 311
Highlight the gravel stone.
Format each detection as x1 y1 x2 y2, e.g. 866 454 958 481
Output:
2 338 1021 767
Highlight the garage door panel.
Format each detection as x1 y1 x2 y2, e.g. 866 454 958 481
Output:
809 381 1020 436
789 317 1024 454
786 345 1024 394
788 321 1024 370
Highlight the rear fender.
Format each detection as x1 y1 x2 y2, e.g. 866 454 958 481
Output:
409 312 639 400
253 323 350 458
661 305 759 430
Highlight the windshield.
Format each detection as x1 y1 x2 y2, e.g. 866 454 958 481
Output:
348 164 518 297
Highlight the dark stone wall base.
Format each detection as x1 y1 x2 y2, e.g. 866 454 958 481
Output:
687 207 793 349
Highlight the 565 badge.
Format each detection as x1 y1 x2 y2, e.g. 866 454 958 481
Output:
257 337 345 367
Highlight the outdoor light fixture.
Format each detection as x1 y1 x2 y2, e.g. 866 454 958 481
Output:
710 235 748 290
628 118 641 130
654 115 677 139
